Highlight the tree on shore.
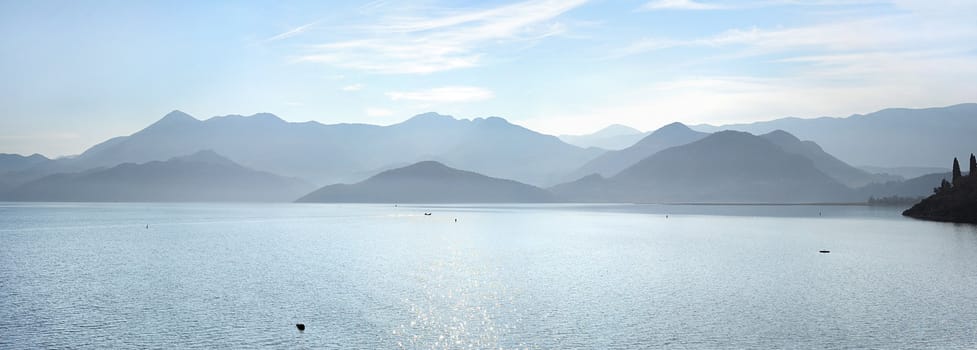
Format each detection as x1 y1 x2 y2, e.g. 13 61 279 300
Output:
970 153 976 177
952 157 962 186
935 178 951 194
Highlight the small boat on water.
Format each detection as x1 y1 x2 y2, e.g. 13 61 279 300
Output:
424 213 432 216
819 250 830 254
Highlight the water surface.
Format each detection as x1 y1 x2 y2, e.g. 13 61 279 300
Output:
1 203 976 349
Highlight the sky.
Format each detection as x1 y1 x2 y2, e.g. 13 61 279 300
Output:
1 0 976 157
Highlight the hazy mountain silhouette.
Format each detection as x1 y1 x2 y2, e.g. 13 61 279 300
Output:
759 130 898 188
559 124 647 150
0 154 60 189
857 172 950 199
567 122 708 179
0 153 51 174
297 161 556 203
64 111 599 187
0 150 314 202
857 166 949 180
552 131 855 203
693 104 977 168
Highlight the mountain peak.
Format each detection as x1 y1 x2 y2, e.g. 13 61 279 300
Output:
652 122 692 134
474 116 511 126
250 112 285 123
761 129 801 143
595 124 641 136
160 110 197 123
144 110 199 131
377 160 455 178
407 112 456 122
408 160 447 167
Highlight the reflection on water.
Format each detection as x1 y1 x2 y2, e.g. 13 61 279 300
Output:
1 203 976 349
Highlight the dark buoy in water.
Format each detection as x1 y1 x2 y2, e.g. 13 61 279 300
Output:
296 323 305 331
424 212 432 216
819 250 830 254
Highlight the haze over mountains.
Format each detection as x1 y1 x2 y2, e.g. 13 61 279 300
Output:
0 153 50 174
552 131 856 203
693 103 977 168
298 161 555 203
0 151 313 202
0 104 972 203
41 111 600 187
567 122 708 179
559 124 648 150
758 130 898 188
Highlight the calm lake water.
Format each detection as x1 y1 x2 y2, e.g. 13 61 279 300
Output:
1 203 976 349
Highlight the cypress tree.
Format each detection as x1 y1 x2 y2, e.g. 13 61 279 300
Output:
970 153 976 177
952 157 962 186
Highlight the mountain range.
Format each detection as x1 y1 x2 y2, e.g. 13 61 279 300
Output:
758 130 899 188
297 161 555 203
566 122 708 180
22 111 600 188
0 151 313 202
0 153 50 174
552 131 857 203
559 124 648 150
693 103 977 168
1 104 971 203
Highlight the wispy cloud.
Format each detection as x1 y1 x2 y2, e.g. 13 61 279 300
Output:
639 0 888 12
341 83 365 91
616 13 977 58
264 21 320 43
386 86 494 103
641 0 723 11
540 1 977 135
295 0 588 74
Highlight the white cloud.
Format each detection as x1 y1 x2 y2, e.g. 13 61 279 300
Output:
617 11 977 59
341 83 364 91
641 0 723 11
296 0 588 74
527 60 977 135
386 86 494 103
638 0 886 12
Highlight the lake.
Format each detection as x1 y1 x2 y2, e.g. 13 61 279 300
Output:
1 203 976 349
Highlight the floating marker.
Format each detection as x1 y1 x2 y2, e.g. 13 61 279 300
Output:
296 323 305 331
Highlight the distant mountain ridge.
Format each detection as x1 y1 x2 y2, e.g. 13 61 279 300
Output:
552 131 856 203
857 172 950 199
759 130 898 188
0 150 314 202
297 161 556 203
567 122 708 179
693 104 977 168
559 124 647 150
0 153 50 174
54 111 601 187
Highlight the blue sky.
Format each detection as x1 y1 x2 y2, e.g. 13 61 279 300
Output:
2 0 976 156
